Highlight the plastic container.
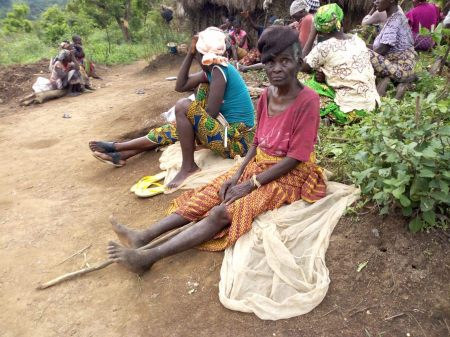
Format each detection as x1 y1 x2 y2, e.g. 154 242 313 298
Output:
177 44 188 53
167 42 177 54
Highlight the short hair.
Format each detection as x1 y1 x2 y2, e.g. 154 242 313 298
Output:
72 34 81 41
257 26 301 63
232 20 241 26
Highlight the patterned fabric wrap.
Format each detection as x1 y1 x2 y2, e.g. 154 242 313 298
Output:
298 72 366 124
166 147 327 251
238 48 261 66
355 25 380 43
306 0 321 12
314 4 344 33
413 34 435 51
147 84 255 159
236 46 248 60
369 47 415 82
290 0 310 16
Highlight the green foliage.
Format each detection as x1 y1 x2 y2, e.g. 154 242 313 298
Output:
2 4 32 33
0 34 59 64
40 5 69 43
319 65 450 232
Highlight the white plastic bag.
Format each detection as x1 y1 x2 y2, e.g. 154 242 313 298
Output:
32 77 52 93
161 94 195 123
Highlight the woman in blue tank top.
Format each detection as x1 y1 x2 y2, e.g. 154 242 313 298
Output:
89 27 255 189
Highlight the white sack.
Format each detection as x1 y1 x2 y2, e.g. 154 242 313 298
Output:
32 77 52 93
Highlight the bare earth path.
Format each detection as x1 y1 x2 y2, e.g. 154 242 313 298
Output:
0 56 449 337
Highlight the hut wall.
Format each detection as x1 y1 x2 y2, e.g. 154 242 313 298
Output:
182 0 378 36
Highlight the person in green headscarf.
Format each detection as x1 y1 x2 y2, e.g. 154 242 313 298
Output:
297 4 380 124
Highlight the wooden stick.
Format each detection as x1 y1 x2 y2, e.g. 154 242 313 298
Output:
384 313 404 321
37 220 196 290
56 244 92 266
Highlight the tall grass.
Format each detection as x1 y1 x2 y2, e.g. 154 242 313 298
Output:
0 34 59 65
0 22 188 67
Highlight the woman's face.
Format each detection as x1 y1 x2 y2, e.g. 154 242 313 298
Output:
264 46 301 87
292 9 308 20
233 24 241 34
375 0 394 12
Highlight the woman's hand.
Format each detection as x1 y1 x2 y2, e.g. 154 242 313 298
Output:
190 35 199 54
315 69 326 83
219 176 239 201
241 11 249 19
229 34 236 42
221 180 256 206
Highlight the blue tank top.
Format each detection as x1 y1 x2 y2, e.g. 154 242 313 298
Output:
205 63 255 127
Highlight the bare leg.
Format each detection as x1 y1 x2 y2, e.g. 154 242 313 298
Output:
166 98 200 189
66 84 79 97
89 137 158 154
93 149 150 166
109 213 190 249
107 206 229 274
377 77 391 97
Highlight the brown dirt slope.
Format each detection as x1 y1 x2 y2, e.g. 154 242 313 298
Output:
0 54 449 337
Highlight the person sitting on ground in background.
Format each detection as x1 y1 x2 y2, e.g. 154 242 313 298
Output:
367 0 415 97
50 49 86 97
289 0 314 48
299 4 380 124
161 6 173 24
360 1 388 42
105 25 326 275
305 0 321 14
229 20 249 50
241 11 276 38
237 18 284 71
225 36 247 65
406 0 440 51
89 27 255 189
220 16 235 33
72 35 102 80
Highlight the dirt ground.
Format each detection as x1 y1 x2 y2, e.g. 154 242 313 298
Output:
1 54 449 337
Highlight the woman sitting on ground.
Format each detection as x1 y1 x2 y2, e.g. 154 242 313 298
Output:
299 4 380 124
229 20 249 51
405 0 440 51
72 35 102 79
289 0 314 48
50 49 86 97
105 25 327 275
360 2 388 42
89 27 255 189
367 0 415 96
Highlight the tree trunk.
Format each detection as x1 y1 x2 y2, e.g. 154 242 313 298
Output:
115 16 131 42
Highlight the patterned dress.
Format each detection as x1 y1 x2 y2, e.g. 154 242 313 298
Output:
147 84 255 159
303 35 380 124
166 88 327 251
369 9 416 82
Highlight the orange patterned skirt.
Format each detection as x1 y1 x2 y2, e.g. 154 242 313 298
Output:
166 148 327 251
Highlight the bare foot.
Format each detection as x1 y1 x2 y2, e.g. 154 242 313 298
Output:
109 215 147 249
89 140 115 153
107 241 154 275
93 151 126 166
165 165 201 189
66 92 80 97
377 77 391 97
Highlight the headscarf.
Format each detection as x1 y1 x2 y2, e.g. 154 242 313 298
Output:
196 27 229 67
60 40 71 49
305 0 321 12
314 4 344 33
257 26 300 64
57 49 71 62
290 0 311 16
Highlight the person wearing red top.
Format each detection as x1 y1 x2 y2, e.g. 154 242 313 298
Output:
105 26 326 275
289 0 314 47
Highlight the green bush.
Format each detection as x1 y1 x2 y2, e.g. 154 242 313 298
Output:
0 34 58 64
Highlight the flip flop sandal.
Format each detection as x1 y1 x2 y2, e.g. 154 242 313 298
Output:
130 172 167 193
92 151 124 167
89 141 116 153
135 183 165 198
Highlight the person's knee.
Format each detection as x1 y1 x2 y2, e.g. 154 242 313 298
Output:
208 205 229 228
175 98 191 118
